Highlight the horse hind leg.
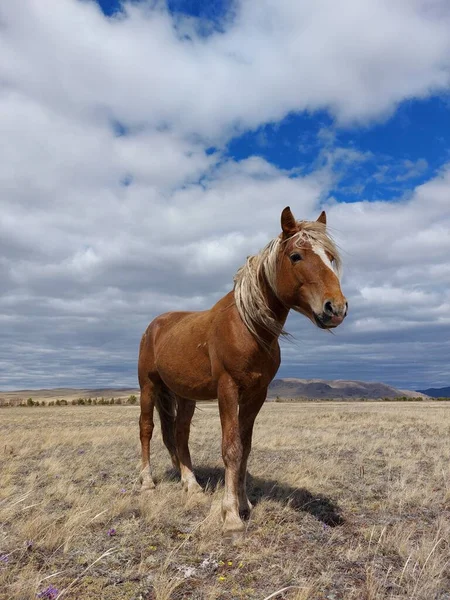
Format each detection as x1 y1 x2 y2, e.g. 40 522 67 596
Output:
155 384 180 471
139 379 157 491
176 397 202 496
139 376 180 491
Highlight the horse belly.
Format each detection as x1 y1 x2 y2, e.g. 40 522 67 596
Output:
155 336 217 401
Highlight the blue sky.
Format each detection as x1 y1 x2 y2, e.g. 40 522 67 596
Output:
0 0 450 390
227 97 450 202
98 0 233 25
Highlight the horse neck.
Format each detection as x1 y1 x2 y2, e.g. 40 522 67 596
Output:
255 274 290 347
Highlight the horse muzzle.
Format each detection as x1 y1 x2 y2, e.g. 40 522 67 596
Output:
314 300 348 329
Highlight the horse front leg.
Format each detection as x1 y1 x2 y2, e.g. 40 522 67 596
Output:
217 375 245 540
237 391 267 519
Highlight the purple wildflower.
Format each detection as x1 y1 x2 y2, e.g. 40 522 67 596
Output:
37 585 59 599
77 449 85 455
120 488 126 493
107 528 116 536
0 554 8 564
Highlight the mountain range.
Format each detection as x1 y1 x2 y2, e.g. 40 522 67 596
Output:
417 386 450 398
1 381 448 405
267 378 431 400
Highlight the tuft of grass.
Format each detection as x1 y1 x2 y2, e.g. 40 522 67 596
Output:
1 402 450 598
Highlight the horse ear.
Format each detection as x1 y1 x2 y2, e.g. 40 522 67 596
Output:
316 210 327 226
281 206 298 237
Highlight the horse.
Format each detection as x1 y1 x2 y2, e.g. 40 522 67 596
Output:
138 206 347 539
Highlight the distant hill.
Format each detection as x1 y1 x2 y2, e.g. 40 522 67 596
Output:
417 386 450 398
268 378 429 400
0 387 139 406
0 380 432 406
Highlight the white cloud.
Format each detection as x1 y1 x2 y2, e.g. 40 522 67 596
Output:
0 0 450 389
373 158 429 184
359 286 438 308
1 0 450 139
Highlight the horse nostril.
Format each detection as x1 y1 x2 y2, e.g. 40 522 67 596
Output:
324 301 334 316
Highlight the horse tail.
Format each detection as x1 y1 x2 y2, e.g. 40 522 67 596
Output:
155 384 179 469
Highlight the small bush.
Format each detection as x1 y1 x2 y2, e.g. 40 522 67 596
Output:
127 394 137 405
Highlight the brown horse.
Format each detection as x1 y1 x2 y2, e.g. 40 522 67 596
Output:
138 207 347 538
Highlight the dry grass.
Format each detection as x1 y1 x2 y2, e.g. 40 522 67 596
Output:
1 402 450 599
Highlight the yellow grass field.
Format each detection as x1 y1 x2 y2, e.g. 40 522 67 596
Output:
1 402 450 599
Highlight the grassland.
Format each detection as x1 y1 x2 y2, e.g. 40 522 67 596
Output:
1 402 450 599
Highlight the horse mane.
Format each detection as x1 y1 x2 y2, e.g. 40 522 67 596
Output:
233 220 342 345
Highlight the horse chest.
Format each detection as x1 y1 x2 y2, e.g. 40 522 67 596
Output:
238 369 267 390
222 342 280 392
226 357 278 393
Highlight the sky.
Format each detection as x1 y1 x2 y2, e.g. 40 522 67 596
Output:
1 0 450 391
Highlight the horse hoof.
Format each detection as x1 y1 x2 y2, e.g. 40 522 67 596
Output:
140 479 156 492
222 514 245 544
239 508 251 521
222 528 245 546
182 480 203 495
239 498 253 520
189 482 203 496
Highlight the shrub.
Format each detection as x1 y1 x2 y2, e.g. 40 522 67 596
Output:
127 394 137 405
27 398 34 407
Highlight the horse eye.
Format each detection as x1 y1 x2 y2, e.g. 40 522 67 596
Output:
290 253 302 263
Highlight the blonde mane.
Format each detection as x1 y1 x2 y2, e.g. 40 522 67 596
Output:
233 221 342 345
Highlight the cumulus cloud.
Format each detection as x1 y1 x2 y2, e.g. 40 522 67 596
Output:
0 0 450 389
1 0 450 138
